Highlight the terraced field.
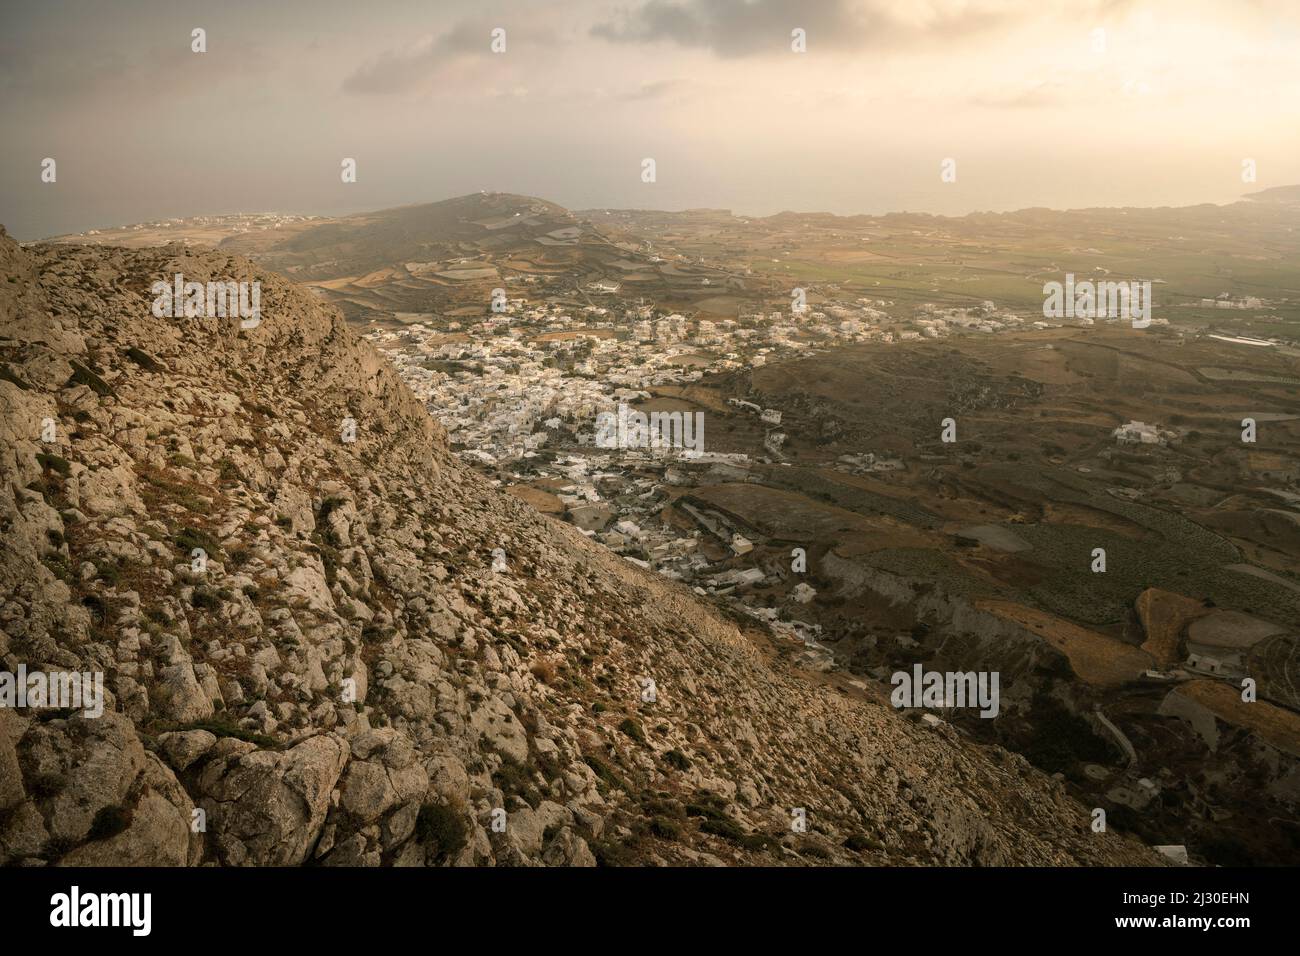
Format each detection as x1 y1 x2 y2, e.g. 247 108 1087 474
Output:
973 599 1154 687
1251 634 1300 711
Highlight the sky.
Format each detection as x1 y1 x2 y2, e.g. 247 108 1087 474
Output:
1 0 1298 240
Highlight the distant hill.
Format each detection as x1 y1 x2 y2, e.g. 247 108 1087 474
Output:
43 192 760 321
1245 184 1300 205
235 192 586 280
40 188 1300 324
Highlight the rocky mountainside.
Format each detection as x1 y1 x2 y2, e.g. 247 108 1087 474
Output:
0 229 1159 866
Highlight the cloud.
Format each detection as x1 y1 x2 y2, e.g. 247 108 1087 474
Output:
0 42 272 104
591 0 1010 58
967 79 1072 109
342 21 492 94
619 79 690 101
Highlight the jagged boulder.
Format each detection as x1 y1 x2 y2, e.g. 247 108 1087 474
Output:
3 711 199 866
193 734 349 866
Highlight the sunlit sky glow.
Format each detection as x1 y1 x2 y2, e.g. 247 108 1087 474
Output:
2 0 1298 239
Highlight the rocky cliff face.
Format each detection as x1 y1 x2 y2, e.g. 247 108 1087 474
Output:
0 230 1159 866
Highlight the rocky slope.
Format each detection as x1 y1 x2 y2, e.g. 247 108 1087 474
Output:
0 229 1159 866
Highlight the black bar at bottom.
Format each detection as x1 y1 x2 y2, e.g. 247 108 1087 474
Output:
0 865 1278 942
